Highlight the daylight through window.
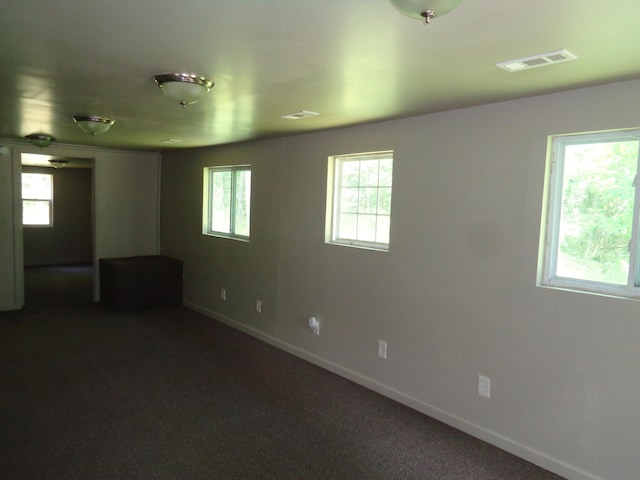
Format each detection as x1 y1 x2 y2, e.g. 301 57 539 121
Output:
540 128 640 298
326 151 393 251
203 165 251 240
22 172 53 226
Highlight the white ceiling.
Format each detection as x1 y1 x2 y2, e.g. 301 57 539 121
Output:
2 0 640 151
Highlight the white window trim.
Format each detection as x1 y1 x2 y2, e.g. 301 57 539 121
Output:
539 128 640 300
202 165 251 241
326 151 393 252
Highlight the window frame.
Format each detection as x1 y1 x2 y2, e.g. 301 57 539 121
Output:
21 172 54 227
202 165 251 241
540 128 640 299
326 150 393 252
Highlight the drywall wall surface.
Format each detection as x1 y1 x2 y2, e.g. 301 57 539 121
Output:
161 78 640 480
161 140 283 335
0 145 18 310
93 150 161 261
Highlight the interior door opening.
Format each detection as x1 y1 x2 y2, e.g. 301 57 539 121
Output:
20 153 95 307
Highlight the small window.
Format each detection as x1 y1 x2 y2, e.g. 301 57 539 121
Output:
326 151 393 251
540 128 640 298
22 172 53 226
203 165 251 240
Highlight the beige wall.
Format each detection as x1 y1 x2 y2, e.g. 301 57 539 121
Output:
162 78 640 480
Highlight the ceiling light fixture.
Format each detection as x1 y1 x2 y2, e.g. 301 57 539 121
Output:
25 133 56 148
154 73 214 107
388 0 464 23
73 115 115 136
49 159 68 169
280 110 320 120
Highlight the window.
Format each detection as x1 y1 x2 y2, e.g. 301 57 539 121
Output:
22 172 53 226
540 128 640 298
203 165 251 240
326 151 393 251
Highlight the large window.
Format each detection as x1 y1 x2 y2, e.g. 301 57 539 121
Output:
203 165 251 240
326 151 393 251
22 172 53 226
540 128 640 298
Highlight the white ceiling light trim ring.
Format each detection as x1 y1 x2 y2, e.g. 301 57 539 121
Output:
154 73 214 107
388 0 464 23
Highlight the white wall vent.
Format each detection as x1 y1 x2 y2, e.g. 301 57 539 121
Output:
280 110 320 120
496 49 577 72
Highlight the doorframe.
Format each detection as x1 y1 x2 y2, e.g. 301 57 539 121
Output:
12 144 96 307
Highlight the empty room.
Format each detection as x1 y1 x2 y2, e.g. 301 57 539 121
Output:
2 2 640 479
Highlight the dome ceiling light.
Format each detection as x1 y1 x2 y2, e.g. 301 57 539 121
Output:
49 159 68 169
73 115 116 136
25 133 56 148
388 0 464 24
153 73 214 108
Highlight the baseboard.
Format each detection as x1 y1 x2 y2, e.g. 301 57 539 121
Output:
184 299 603 480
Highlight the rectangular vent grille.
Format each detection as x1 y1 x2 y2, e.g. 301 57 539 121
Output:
496 49 577 72
280 110 320 120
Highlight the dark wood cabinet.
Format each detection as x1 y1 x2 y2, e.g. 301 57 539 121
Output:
99 255 183 310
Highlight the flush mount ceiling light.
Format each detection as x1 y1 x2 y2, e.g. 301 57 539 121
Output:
73 115 115 136
388 0 464 23
280 110 320 120
49 159 68 169
25 133 56 148
154 73 214 107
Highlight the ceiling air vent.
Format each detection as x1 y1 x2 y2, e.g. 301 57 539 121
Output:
280 110 320 120
496 49 577 72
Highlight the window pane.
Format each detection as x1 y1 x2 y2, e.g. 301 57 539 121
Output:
359 160 379 187
211 171 231 233
379 159 393 187
23 200 50 225
357 214 377 242
376 215 391 244
22 173 52 200
233 170 251 237
378 187 392 215
339 187 359 213
338 213 358 239
358 187 379 214
341 161 360 187
556 141 637 285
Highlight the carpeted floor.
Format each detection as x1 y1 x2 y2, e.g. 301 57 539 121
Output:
0 270 565 479
23 264 94 306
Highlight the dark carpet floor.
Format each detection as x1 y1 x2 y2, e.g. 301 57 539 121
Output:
0 268 565 479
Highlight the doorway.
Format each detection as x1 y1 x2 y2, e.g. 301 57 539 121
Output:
21 153 95 307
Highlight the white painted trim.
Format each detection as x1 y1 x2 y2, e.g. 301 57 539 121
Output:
184 299 603 480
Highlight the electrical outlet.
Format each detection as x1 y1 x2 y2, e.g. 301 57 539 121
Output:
221 288 226 301
478 374 491 398
256 299 262 313
378 340 387 359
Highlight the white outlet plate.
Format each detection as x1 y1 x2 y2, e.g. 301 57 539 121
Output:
221 288 226 301
256 299 262 313
478 374 491 398
378 340 387 359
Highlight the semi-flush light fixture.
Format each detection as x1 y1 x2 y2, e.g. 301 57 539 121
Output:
25 133 56 148
388 0 464 23
73 115 115 135
49 159 68 169
154 73 214 107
